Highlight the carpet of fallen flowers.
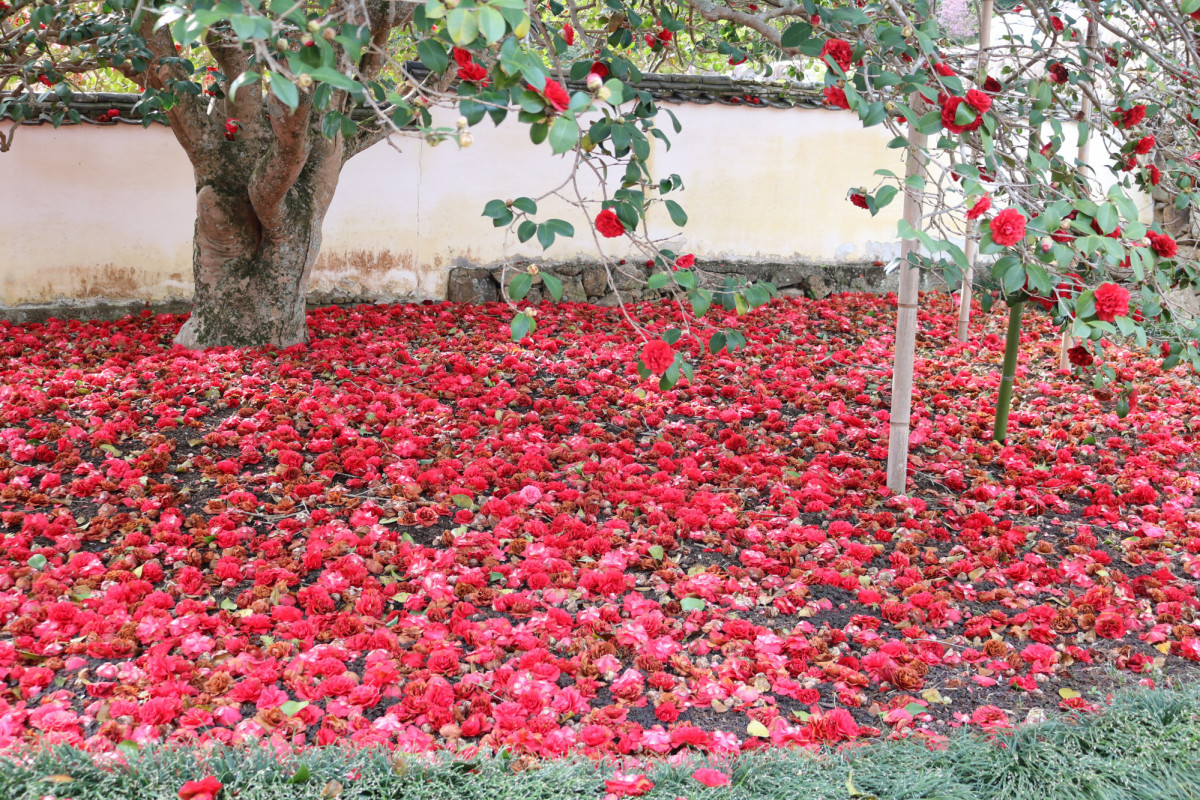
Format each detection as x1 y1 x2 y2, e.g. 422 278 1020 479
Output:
2 292 1200 759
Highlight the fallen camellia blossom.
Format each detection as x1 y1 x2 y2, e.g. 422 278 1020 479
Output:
0 293 1192 758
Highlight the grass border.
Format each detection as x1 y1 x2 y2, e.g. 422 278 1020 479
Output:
4 685 1200 800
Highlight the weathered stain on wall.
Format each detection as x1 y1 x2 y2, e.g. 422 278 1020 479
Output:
0 103 908 313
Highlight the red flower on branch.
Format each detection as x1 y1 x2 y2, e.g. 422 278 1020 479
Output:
1094 283 1131 322
641 339 675 375
595 209 626 238
820 38 854 72
966 196 991 220
989 208 1027 246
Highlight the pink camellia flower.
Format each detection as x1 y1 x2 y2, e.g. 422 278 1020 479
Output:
971 705 1011 732
693 768 732 787
518 484 543 505
178 776 223 800
604 772 654 797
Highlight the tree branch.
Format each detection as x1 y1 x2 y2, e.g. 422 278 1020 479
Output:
135 14 214 154
249 90 315 231
205 29 267 134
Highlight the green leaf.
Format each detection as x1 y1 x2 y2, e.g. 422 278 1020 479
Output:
1094 203 1119 235
747 719 771 738
548 115 579 154
874 185 898 213
511 197 537 214
450 494 474 509
417 39 450 73
709 331 727 354
649 545 664 560
664 199 687 227
517 220 537 243
680 597 706 612
510 312 533 341
227 71 260 98
290 764 312 784
779 22 813 48
477 5 506 43
509 272 533 300
27 554 47 571
537 224 557 250
647 273 670 290
446 7 479 46
268 71 299 111
280 700 309 717
541 273 563 302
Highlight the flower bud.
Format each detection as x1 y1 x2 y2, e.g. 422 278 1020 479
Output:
297 74 313 89
322 28 336 41
445 0 459 7
458 132 473 148
301 33 314 46
525 307 537 318
1040 237 1053 252
885 101 897 113
307 20 321 32
597 85 612 102
425 133 442 147
528 264 540 275
456 116 469 130
902 26 914 37
276 38 289 50
1059 219 1071 230
836 78 846 88
587 72 604 92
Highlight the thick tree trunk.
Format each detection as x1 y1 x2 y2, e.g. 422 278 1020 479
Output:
174 149 341 349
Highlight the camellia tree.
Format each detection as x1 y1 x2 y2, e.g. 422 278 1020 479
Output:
6 0 1200 490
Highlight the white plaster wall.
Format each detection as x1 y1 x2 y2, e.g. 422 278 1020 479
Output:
0 104 916 309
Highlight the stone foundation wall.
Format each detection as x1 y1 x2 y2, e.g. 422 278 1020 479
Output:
447 258 946 305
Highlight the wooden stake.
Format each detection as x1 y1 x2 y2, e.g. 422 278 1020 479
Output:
1059 328 1071 371
955 0 993 343
886 112 928 494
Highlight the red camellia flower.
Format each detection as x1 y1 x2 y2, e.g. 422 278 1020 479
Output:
223 119 241 141
989 208 1027 246
1115 104 1147 129
693 768 732 787
590 61 609 79
1048 63 1069 84
179 776 223 800
539 79 570 112
942 96 983 134
850 192 869 209
1147 164 1162 186
1067 344 1093 367
1149 231 1179 258
562 23 575 45
1135 135 1156 155
934 62 956 77
820 38 854 72
966 196 991 220
641 339 675 375
657 28 673 43
1094 282 1131 322
824 86 850 109
674 254 695 270
983 76 1003 93
1094 612 1127 639
965 89 992 115
595 209 626 238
